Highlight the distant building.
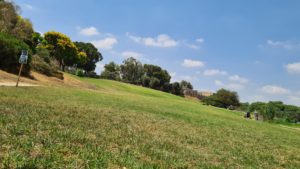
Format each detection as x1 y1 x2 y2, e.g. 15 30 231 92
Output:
183 89 213 100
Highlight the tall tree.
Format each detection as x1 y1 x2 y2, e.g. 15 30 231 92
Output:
100 62 121 80
203 88 240 108
180 80 193 90
0 1 34 46
120 57 144 84
74 42 103 72
44 31 79 71
143 64 171 90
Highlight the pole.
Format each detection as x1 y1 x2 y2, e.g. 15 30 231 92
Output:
16 63 23 87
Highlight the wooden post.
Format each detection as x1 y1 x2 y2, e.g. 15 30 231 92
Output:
16 63 23 87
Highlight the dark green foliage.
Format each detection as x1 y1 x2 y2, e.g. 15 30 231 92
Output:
75 69 85 77
74 42 103 72
203 88 240 109
170 82 184 96
249 101 300 122
120 57 144 84
239 102 250 111
180 80 193 90
143 64 171 91
0 32 31 75
100 62 121 80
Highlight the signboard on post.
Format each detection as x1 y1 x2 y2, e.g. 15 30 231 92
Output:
16 50 28 87
19 50 28 64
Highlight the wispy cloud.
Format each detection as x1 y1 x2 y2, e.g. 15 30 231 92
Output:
182 59 205 68
260 85 290 95
266 40 300 50
214 80 224 86
126 33 178 48
214 80 245 91
185 38 205 50
78 26 99 36
21 3 34 11
203 69 227 76
229 75 249 84
91 37 118 50
285 62 300 74
121 51 143 59
196 38 205 43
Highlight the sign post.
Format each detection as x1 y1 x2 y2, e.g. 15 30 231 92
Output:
16 50 28 87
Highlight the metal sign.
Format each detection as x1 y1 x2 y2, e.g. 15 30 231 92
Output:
19 50 28 64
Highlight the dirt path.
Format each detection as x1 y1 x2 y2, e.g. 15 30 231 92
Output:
0 82 39 87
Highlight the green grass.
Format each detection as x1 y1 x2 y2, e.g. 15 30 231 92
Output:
1 76 300 168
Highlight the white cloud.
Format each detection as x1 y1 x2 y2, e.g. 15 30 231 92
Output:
266 40 300 50
127 33 178 48
95 62 104 75
261 85 291 95
196 38 205 43
229 75 249 84
186 44 199 50
203 69 227 76
182 59 205 68
285 62 300 74
91 37 118 50
79 27 99 36
121 51 143 59
22 3 34 10
214 80 224 86
170 72 177 77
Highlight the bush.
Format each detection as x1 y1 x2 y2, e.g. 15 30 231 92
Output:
0 32 31 76
75 69 85 77
30 55 63 79
202 89 240 109
85 71 100 78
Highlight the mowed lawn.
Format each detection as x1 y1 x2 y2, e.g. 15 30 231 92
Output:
0 76 300 168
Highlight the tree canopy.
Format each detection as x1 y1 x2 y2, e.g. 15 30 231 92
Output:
120 57 144 84
100 62 121 81
203 88 240 108
74 42 103 72
44 31 81 71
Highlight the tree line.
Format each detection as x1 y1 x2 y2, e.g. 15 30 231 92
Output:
202 89 300 123
100 58 193 96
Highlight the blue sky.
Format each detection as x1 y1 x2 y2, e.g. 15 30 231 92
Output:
14 0 300 105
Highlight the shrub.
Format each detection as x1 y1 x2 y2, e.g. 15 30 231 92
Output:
30 55 63 79
0 32 31 76
202 89 240 109
75 69 85 77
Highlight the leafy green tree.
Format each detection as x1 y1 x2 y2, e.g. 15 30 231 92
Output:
170 82 184 96
100 62 121 80
44 31 79 71
143 64 171 90
249 102 266 113
0 32 31 75
0 1 19 34
74 42 103 72
239 102 250 111
203 88 240 108
11 16 34 45
0 1 34 47
120 57 144 84
180 80 193 90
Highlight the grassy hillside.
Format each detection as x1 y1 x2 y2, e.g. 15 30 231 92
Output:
0 74 300 168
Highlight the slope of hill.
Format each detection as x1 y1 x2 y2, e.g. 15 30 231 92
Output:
0 72 300 168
